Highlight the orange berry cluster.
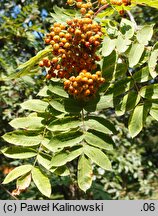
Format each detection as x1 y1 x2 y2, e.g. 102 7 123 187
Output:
39 17 102 80
64 70 105 100
110 0 131 6
67 0 94 16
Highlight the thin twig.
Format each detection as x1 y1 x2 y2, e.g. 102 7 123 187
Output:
94 4 110 17
0 183 18 200
126 10 138 31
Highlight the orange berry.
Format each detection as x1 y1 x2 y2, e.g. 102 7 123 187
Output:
52 57 58 64
46 74 51 79
84 89 91 96
39 61 44 67
54 23 60 27
45 38 51 44
96 71 102 77
80 8 87 14
53 43 60 50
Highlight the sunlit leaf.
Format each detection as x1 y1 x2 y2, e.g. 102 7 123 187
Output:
3 165 32 184
50 147 83 167
21 99 48 113
78 155 92 192
2 131 43 146
84 145 112 171
32 167 51 197
1 147 37 159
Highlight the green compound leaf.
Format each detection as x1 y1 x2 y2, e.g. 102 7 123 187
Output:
48 82 69 98
50 147 83 167
136 0 158 9
32 167 51 198
116 34 131 53
133 67 151 83
113 77 133 97
85 116 116 135
47 117 82 132
45 131 84 152
102 36 116 57
148 43 158 78
150 103 158 121
114 63 128 79
9 116 44 130
140 84 158 99
64 98 82 114
115 91 141 116
84 145 112 171
3 165 32 184
7 46 52 80
128 104 149 138
21 99 48 113
1 147 37 159
120 18 135 39
2 131 43 146
78 154 92 192
136 25 153 45
84 132 113 151
102 50 117 81
37 152 56 173
37 86 49 97
49 99 66 113
84 94 113 112
128 42 145 68
54 166 70 176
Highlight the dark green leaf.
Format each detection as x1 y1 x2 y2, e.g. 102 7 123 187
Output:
115 91 141 116
140 84 158 99
54 166 70 176
133 67 151 83
102 51 117 81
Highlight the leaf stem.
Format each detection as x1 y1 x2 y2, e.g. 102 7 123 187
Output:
33 126 47 167
81 109 86 132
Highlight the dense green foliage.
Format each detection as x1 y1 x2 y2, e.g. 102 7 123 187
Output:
0 0 158 200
